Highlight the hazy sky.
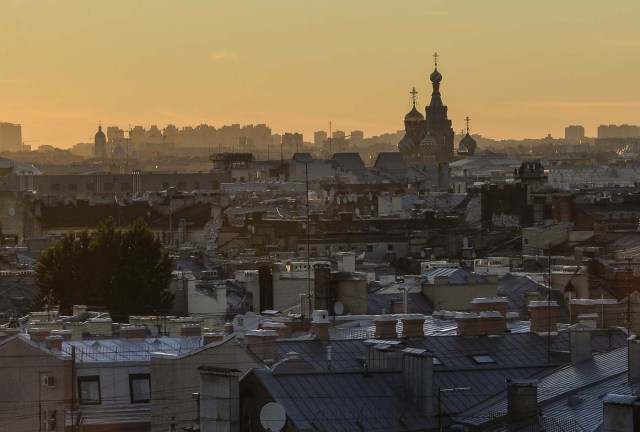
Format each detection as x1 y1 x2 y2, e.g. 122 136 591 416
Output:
1 0 639 148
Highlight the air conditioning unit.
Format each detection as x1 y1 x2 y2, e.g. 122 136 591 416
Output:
42 375 56 388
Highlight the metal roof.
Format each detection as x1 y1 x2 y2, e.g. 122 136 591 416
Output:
61 337 202 363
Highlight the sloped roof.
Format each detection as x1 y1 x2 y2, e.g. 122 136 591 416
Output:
332 153 366 172
374 152 408 171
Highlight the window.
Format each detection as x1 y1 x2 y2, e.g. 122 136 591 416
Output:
78 376 101 405
471 355 496 364
129 374 150 404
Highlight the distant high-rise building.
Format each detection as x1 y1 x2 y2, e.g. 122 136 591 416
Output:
350 130 364 146
332 130 346 140
597 124 640 139
564 125 585 142
107 126 125 142
0 122 22 152
282 132 303 151
314 131 327 148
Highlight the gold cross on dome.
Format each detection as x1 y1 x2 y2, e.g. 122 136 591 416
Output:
465 116 471 133
410 87 418 106
433 52 439 68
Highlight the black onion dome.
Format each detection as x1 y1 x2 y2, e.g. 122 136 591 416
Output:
404 106 424 122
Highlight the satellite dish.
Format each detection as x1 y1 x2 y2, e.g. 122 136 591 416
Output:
420 249 426 258
260 402 286 432
149 325 159 337
334 301 344 316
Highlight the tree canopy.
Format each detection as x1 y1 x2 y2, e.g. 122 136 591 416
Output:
35 218 174 320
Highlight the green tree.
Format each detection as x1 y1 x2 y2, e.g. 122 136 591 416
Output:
35 218 174 320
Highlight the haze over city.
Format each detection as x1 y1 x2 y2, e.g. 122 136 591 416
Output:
1 0 639 148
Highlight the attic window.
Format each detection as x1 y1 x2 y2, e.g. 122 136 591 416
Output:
471 355 496 364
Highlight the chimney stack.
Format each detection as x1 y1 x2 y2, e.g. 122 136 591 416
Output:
471 297 508 316
402 348 434 416
246 329 278 362
198 366 241 432
120 326 147 339
45 335 63 351
602 394 640 432
629 339 640 383
180 324 202 337
374 315 398 339
311 310 331 343
401 314 425 338
480 311 506 335
455 312 482 336
223 322 234 334
202 332 225 345
528 301 558 334
507 379 538 424
569 299 596 325
51 329 72 341
570 329 592 364
28 328 52 344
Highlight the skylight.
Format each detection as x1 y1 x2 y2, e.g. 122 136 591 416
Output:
471 355 496 364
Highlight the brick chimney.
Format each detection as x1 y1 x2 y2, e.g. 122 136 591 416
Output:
401 314 425 338
263 321 289 339
223 322 234 334
120 326 147 339
51 329 72 341
246 329 278 362
528 301 558 334
180 324 202 337
507 379 538 424
480 311 506 335
471 297 508 316
202 332 225 345
577 313 598 329
524 292 541 306
45 335 63 351
569 299 596 325
374 315 398 339
28 328 52 343
311 310 331 343
455 312 482 336
72 305 88 316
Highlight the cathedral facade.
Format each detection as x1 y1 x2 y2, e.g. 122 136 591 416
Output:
398 57 455 163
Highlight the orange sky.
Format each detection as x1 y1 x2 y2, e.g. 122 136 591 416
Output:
1 0 639 148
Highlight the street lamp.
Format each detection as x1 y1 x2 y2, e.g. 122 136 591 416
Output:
437 386 471 432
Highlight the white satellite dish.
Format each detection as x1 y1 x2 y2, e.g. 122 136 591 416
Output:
260 402 286 432
334 301 344 316
149 325 159 337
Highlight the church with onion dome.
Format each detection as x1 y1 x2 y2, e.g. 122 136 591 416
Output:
398 53 456 163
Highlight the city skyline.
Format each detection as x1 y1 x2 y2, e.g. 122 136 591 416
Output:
1 1 639 148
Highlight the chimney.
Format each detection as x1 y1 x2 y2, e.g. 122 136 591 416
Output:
471 297 509 316
45 335 63 351
577 313 598 329
402 348 434 416
263 321 289 339
28 327 52 343
4 328 20 337
51 329 72 341
374 315 398 339
480 311 506 335
629 339 640 383
507 379 538 424
223 322 234 335
246 329 278 362
311 310 331 343
528 301 558 334
72 305 87 316
602 394 640 432
366 341 400 370
197 366 241 432
524 292 541 306
181 324 202 337
455 312 482 336
570 299 596 325
401 314 425 338
120 326 147 339
570 329 592 363
203 332 225 345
